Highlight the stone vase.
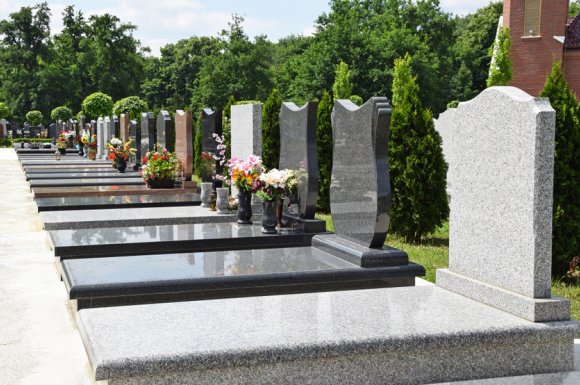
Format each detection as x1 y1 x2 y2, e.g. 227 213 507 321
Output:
200 182 213 207
117 158 127 173
237 191 253 225
88 148 97 160
146 178 174 189
216 188 230 214
275 199 285 229
261 201 277 234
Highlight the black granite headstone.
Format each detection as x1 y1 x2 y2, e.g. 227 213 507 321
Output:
140 112 154 153
129 119 141 168
48 124 57 140
156 110 175 152
113 116 120 138
279 102 325 233
200 108 223 182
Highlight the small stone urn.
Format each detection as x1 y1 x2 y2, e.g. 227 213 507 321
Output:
216 188 230 214
261 201 277 234
200 182 213 207
236 191 253 224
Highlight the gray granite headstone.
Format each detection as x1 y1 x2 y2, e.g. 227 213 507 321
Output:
48 123 57 141
90 120 97 137
140 112 154 155
129 119 140 167
156 110 175 152
79 115 86 133
279 102 325 232
97 117 105 159
434 107 457 199
436 86 570 322
103 117 112 158
200 108 223 182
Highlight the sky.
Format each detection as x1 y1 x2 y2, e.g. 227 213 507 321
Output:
0 0 496 56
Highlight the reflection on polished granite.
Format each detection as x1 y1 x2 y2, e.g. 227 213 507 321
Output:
27 172 141 180
29 177 145 187
36 194 200 211
49 222 312 258
33 185 196 198
20 159 110 166
27 167 124 174
24 164 114 170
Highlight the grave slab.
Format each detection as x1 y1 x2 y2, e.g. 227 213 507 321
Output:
32 185 197 198
77 285 579 385
36 193 200 212
26 168 126 175
21 159 110 166
42 205 229 230
48 223 311 259
62 247 422 309
29 177 144 188
24 164 114 170
26 172 141 180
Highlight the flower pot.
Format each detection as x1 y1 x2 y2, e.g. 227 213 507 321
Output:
261 201 278 234
200 182 213 207
58 147 66 155
88 148 97 160
216 188 230 214
275 199 285 229
117 158 127 173
146 178 175 189
237 191 253 224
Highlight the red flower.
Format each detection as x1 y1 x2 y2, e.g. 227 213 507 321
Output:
153 154 159 161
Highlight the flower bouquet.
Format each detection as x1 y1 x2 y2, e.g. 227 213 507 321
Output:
56 134 68 154
108 138 135 172
253 168 294 234
141 145 181 188
87 141 98 160
228 154 263 224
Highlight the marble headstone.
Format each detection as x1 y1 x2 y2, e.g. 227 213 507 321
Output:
175 110 193 179
231 104 262 203
156 110 175 152
435 86 570 322
140 112 154 155
120 114 130 142
104 117 112 158
97 117 105 158
279 102 325 232
130 119 140 167
200 108 223 182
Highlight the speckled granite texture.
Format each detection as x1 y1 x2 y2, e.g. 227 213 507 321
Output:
78 285 578 385
436 87 567 321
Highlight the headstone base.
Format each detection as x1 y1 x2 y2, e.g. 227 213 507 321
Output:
312 234 410 268
282 213 326 233
437 269 571 322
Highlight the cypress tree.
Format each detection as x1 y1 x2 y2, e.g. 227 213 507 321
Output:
332 61 353 100
487 26 512 87
390 54 449 243
540 62 580 275
262 89 282 169
316 90 333 212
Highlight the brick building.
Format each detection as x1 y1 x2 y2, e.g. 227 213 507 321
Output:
502 0 580 96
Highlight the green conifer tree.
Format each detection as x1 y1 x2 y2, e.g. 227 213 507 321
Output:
332 61 353 101
316 90 333 212
262 89 282 169
487 26 512 87
540 61 580 275
390 54 449 242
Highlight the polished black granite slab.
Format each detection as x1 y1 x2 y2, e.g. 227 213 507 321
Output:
61 247 423 309
20 160 110 166
26 168 123 174
49 223 315 259
29 177 144 187
36 194 200 211
26 172 141 180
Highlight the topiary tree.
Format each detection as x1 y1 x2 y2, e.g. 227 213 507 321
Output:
26 110 43 126
487 26 512 87
316 90 333 212
50 106 73 122
81 92 114 119
540 61 580 276
262 89 282 169
113 96 148 121
0 102 9 119
194 118 203 178
332 61 353 101
390 54 449 243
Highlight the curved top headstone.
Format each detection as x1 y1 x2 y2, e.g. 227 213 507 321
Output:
330 97 392 248
279 101 319 219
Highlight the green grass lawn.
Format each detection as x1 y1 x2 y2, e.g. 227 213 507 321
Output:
315 214 580 320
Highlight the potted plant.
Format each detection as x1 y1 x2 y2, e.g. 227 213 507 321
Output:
228 155 263 224
87 141 98 160
141 145 181 188
108 138 134 173
56 135 67 154
254 168 292 234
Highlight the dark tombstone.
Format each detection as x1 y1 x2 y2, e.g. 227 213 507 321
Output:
48 124 57 141
156 110 175 152
140 112 154 154
113 116 120 138
200 108 223 182
279 102 325 233
312 97 404 267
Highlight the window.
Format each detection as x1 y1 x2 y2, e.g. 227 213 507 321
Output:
524 0 541 37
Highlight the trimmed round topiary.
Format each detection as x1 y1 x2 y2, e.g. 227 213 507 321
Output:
112 96 148 120
50 106 73 122
26 110 44 126
82 92 114 119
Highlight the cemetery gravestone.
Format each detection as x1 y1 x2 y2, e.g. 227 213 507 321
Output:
113 115 120 138
200 108 222 182
175 110 193 179
436 86 570 322
48 124 57 142
97 117 105 159
140 112 154 157
156 110 175 152
129 119 141 168
103 117 111 158
279 102 325 232
434 107 457 199
120 114 129 142
90 120 96 137
79 115 86 133
0 119 5 138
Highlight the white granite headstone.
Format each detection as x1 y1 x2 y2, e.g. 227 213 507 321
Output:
436 86 569 322
231 104 262 200
97 117 105 158
434 108 457 198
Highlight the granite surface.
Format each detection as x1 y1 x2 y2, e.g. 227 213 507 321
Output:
434 107 457 197
97 117 105 159
330 97 392 248
104 116 112 159
279 101 319 219
20 159 110 166
24 164 112 170
140 112 154 156
35 193 200 211
26 168 124 174
440 87 555 300
29 177 145 188
157 110 175 152
77 285 578 384
32 185 197 198
119 114 129 141
48 222 310 258
200 108 222 182
175 110 193 179
231 104 262 159
113 115 120 138
26 172 141 180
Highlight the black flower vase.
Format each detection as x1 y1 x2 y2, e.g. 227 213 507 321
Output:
117 157 127 173
237 191 252 224
261 201 277 234
78 145 84 156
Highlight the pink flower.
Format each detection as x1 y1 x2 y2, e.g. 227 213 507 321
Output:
247 154 259 165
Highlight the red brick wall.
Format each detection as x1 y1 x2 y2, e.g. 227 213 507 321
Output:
564 49 580 98
503 0 569 96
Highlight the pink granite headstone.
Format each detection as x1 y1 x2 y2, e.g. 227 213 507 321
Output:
175 110 193 179
120 114 130 141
